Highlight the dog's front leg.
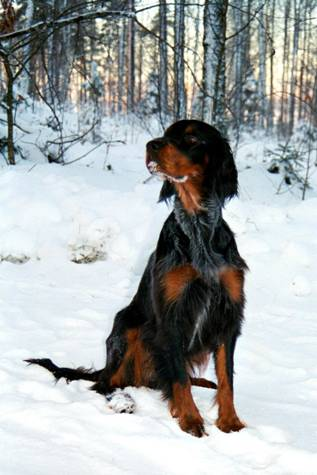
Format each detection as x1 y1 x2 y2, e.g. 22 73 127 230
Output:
214 335 245 432
170 378 206 437
153 330 205 437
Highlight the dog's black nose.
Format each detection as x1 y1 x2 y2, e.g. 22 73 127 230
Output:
147 139 165 151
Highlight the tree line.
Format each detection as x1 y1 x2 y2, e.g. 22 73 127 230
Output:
0 0 317 165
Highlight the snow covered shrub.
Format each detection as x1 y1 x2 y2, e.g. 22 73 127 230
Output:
0 254 30 264
265 123 317 199
69 243 106 264
68 222 113 264
266 141 304 185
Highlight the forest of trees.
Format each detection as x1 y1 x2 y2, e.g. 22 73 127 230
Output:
0 1 317 165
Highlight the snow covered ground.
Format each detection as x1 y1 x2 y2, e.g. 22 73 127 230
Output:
1 114 317 474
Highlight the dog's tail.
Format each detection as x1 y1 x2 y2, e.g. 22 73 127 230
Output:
24 358 102 384
25 358 217 390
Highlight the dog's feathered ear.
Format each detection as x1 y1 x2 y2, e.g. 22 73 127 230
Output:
217 139 238 200
206 136 238 201
158 180 175 204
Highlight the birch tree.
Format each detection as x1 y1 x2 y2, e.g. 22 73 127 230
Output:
174 0 186 120
232 0 244 127
19 0 34 96
288 0 300 135
190 4 200 115
117 19 125 113
267 0 275 130
202 0 228 130
1 0 317 144
279 0 291 135
159 0 168 117
127 0 135 113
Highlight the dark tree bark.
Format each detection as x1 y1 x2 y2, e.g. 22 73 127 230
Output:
190 4 200 115
117 19 125 113
267 0 276 130
0 0 15 164
232 0 244 127
174 0 186 120
137 29 144 105
279 0 291 135
127 0 135 112
258 0 267 129
288 0 300 135
3 54 15 165
159 0 168 117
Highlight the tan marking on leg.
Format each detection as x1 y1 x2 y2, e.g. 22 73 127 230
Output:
110 329 154 388
215 344 245 432
131 329 154 387
169 381 205 437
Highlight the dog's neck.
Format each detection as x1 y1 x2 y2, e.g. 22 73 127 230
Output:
174 193 225 277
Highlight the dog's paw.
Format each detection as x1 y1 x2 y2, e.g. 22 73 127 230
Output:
179 414 207 438
216 415 245 433
107 391 135 414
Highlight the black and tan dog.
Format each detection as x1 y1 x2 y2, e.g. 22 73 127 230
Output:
26 120 247 437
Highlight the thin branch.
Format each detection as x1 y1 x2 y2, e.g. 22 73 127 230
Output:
0 10 134 41
226 2 266 41
64 140 125 166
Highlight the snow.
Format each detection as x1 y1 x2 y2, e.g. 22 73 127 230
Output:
1 116 317 474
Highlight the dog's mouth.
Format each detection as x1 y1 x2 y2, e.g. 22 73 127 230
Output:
147 161 188 184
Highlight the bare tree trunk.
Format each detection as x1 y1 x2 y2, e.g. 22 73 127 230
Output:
21 0 34 96
279 0 291 136
202 0 228 131
48 0 63 104
117 20 125 113
288 0 300 135
137 31 143 105
304 4 317 126
267 0 275 130
127 0 135 113
312 74 317 128
0 0 15 164
305 3 313 124
298 0 307 121
202 0 214 124
212 3 228 131
174 0 186 120
232 0 243 127
159 0 168 117
2 54 15 165
190 4 200 115
258 0 266 129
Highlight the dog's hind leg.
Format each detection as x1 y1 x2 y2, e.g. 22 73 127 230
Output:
91 316 145 413
93 322 156 414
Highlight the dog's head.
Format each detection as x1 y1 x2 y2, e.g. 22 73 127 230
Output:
146 120 237 212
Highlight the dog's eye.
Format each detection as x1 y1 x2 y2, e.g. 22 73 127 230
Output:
184 134 199 145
